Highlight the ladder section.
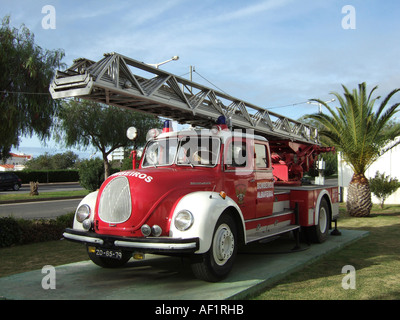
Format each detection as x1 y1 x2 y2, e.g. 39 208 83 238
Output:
49 52 319 144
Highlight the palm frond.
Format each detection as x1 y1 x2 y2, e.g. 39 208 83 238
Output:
306 83 400 175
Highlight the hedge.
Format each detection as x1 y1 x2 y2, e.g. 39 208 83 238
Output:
0 212 75 247
16 170 79 183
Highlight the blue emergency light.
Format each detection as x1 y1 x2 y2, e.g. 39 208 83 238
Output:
162 120 173 133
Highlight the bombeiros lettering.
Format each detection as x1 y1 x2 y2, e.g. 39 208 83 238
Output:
111 170 153 183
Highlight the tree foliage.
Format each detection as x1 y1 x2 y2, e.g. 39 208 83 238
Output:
78 158 104 192
0 16 65 160
24 151 79 170
306 82 400 216
56 99 162 179
308 83 400 175
370 171 400 209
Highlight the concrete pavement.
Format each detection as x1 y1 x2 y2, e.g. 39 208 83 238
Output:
0 229 368 300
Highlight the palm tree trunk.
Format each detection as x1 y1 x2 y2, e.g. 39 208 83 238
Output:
347 173 372 217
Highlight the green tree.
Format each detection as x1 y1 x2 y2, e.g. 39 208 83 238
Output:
306 82 400 217
25 151 79 170
56 99 161 179
0 16 65 160
370 171 400 209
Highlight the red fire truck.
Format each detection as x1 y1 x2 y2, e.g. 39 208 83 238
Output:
50 53 340 282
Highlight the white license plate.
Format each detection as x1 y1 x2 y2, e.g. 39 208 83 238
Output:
95 248 122 260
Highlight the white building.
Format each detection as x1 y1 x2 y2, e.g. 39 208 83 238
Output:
108 147 125 162
0 152 32 171
338 136 400 204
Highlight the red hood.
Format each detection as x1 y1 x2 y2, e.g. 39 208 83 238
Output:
95 167 216 236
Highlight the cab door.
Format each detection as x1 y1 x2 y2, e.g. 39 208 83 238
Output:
254 142 274 218
223 136 257 220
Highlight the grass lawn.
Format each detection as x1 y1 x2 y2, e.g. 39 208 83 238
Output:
0 190 89 203
254 204 400 300
0 240 88 278
1 204 399 300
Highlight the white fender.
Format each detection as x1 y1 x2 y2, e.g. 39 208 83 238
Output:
169 191 245 254
314 189 332 225
72 191 99 230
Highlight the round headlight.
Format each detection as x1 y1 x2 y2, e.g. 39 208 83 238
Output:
174 210 194 231
76 204 91 223
82 219 92 231
141 224 151 237
151 225 162 237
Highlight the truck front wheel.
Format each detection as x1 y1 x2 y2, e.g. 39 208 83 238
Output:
191 214 237 282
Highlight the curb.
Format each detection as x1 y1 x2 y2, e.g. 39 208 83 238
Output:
0 196 84 205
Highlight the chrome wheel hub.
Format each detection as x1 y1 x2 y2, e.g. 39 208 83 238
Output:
213 224 235 266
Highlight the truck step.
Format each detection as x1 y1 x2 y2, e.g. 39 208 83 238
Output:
246 224 300 244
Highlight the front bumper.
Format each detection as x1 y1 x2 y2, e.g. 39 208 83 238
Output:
63 228 199 254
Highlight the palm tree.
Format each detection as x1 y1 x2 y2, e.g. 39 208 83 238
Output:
307 82 400 216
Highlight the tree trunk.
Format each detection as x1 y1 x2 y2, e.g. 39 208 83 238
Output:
346 173 372 217
103 156 111 180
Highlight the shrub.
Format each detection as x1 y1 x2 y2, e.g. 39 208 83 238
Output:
0 212 75 247
78 158 104 192
370 171 400 209
0 217 22 247
17 170 79 183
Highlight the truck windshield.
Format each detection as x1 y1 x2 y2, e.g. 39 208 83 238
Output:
177 136 220 167
142 136 220 168
142 138 178 167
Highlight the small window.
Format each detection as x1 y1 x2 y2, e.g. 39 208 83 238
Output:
255 144 268 168
225 140 248 168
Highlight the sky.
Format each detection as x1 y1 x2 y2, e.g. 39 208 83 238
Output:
2 0 400 158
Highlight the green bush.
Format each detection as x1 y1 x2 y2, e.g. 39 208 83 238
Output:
370 171 400 209
0 212 75 247
78 158 104 192
0 217 22 247
17 170 79 183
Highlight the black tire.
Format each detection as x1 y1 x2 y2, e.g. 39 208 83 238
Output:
13 184 20 191
307 198 330 243
86 246 131 268
191 214 237 282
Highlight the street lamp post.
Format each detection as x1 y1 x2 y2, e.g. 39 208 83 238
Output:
147 56 179 69
307 98 335 113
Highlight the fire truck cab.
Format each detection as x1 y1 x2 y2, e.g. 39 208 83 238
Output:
63 119 339 282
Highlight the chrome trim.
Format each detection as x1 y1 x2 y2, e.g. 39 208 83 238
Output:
114 240 197 250
63 232 104 245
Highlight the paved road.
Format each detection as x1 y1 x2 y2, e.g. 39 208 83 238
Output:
0 199 81 220
0 182 83 195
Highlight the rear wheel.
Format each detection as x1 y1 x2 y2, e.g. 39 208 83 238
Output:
307 198 330 243
191 214 237 282
86 246 131 268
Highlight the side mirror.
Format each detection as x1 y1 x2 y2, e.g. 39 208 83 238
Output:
126 127 138 141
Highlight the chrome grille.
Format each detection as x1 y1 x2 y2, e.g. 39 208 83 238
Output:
98 176 131 223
